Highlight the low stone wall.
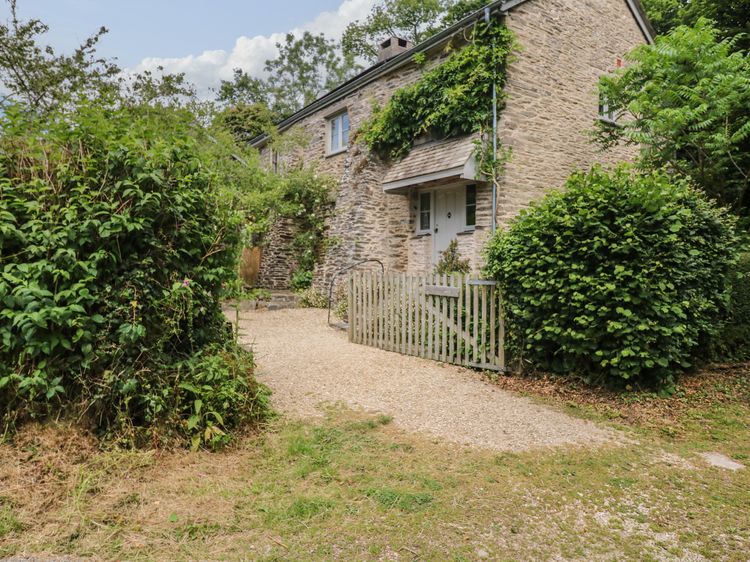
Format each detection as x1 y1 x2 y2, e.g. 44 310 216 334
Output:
257 217 299 290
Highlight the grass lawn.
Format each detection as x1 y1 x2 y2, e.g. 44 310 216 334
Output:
1 367 748 561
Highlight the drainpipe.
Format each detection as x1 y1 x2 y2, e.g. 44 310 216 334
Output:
485 6 498 234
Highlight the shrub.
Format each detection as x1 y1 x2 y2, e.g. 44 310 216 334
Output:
435 240 471 276
0 103 269 445
711 253 750 361
297 288 329 309
485 166 738 388
291 269 314 291
102 344 269 449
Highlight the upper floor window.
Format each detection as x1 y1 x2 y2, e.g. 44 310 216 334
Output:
598 92 617 124
328 111 350 154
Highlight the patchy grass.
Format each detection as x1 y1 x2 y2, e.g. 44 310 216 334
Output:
0 502 23 540
1 373 748 561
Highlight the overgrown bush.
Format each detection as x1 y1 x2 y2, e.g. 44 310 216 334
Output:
297 288 328 309
236 164 334 291
0 103 269 446
711 253 750 361
291 269 314 291
435 240 471 275
485 166 738 388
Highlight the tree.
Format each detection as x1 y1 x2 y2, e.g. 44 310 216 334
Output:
0 0 119 111
214 102 276 143
440 0 489 27
641 0 750 51
0 2 271 446
342 0 492 62
0 0 195 112
640 0 686 35
217 31 360 123
264 31 360 117
595 20 750 213
342 0 449 61
217 68 271 107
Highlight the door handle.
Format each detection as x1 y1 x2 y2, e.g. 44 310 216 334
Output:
434 227 439 233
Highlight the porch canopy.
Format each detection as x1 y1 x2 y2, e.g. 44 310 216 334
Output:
382 135 482 194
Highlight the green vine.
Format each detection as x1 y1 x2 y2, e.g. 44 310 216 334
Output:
358 17 515 160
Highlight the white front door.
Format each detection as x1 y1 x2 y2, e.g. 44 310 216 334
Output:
433 187 464 264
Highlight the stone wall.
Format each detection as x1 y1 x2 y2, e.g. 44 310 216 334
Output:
258 0 649 290
496 0 647 224
257 217 299 290
260 57 442 290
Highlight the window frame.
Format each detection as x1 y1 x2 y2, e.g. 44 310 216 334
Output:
465 184 477 230
417 191 433 235
326 110 350 155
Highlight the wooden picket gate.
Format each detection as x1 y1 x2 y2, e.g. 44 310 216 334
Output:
348 271 505 371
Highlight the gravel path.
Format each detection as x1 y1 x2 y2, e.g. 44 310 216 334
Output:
238 308 621 452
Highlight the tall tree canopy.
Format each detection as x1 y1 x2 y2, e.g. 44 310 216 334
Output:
218 32 360 122
0 0 119 111
214 103 277 143
342 0 488 62
216 68 271 107
642 0 750 51
265 31 360 117
0 0 195 112
342 0 449 61
595 20 750 213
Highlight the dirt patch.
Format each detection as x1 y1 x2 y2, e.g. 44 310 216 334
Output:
698 451 745 471
488 363 750 429
237 308 622 452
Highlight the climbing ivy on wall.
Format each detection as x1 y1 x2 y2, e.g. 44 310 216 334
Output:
358 16 515 160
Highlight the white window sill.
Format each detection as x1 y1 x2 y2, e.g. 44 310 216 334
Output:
326 147 349 158
415 231 432 237
457 228 476 235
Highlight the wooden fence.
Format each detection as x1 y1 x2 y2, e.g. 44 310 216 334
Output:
348 272 505 371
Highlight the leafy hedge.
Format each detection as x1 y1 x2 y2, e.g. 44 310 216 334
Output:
711 253 750 361
485 166 738 388
0 103 269 446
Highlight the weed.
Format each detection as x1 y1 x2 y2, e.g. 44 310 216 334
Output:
364 487 434 512
0 505 22 538
286 497 335 520
173 521 222 541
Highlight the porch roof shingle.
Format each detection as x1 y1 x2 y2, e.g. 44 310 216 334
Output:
382 135 480 192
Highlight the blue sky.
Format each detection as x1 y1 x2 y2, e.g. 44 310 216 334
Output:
3 0 375 94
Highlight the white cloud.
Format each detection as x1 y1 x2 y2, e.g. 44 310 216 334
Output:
131 0 376 97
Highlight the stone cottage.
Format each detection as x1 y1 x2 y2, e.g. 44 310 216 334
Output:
252 0 654 290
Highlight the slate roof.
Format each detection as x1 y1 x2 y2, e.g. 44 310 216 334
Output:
383 135 479 186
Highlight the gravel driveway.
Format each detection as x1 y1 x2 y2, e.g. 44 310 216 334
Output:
237 308 620 452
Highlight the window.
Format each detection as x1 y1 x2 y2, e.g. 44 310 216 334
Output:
598 92 616 123
465 184 476 228
328 111 350 154
418 192 431 233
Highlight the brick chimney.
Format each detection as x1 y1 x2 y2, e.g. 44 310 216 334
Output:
377 37 413 62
